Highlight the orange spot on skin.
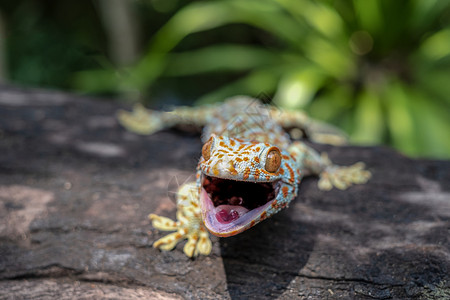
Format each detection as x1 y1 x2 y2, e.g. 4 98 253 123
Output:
278 168 285 175
253 157 260 163
243 157 249 162
282 186 289 198
218 154 224 158
265 175 271 181
261 211 267 220
175 233 182 239
285 163 295 184
228 162 238 175
250 220 256 227
254 169 260 179
212 164 220 176
235 157 242 162
244 145 256 152
271 200 278 208
219 141 232 151
255 147 261 152
264 143 270 147
230 229 239 235
282 155 290 160
243 167 250 180
230 139 236 146
237 144 245 151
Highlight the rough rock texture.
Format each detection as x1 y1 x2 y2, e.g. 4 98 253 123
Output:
0 85 449 299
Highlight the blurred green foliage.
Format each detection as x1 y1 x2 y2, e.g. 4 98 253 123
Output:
1 0 450 158
2 1 105 88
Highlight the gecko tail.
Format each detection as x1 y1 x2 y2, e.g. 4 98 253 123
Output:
117 104 167 135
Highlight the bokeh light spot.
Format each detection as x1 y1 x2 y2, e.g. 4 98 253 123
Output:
349 31 374 55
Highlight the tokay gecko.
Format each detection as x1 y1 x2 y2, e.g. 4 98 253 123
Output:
118 96 371 257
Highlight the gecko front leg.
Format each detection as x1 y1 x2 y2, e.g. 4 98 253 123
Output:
288 141 371 191
149 182 212 257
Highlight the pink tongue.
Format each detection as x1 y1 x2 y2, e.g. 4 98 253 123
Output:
216 210 239 223
215 205 249 224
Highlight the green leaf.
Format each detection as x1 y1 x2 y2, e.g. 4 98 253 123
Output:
275 0 345 39
72 69 120 93
409 89 450 158
303 36 356 78
384 81 420 156
273 67 325 109
416 69 450 106
128 0 306 91
409 0 449 32
147 0 304 53
351 89 384 144
307 85 354 129
163 45 284 76
419 29 450 61
352 0 382 34
195 69 279 104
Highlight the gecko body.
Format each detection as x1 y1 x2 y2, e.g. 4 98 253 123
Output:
119 96 370 257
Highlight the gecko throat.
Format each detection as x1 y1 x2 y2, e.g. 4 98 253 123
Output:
202 175 279 224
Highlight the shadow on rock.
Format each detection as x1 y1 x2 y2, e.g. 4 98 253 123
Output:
219 208 315 299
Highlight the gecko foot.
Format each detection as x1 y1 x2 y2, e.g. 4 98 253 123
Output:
149 183 212 257
318 153 371 191
117 104 165 135
149 213 211 257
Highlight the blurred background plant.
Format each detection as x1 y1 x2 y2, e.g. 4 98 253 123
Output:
1 0 449 158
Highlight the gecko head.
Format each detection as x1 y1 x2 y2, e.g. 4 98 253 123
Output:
198 135 299 237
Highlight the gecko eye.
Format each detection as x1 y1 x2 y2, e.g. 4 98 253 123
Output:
265 147 281 173
202 138 213 161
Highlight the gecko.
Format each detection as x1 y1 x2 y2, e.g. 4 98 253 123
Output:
118 96 371 257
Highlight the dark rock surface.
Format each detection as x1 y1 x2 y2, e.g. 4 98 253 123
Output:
0 85 449 299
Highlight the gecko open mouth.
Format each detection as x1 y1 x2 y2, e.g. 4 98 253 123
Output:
201 174 280 236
